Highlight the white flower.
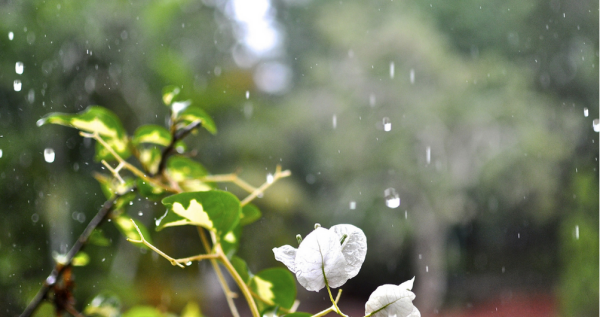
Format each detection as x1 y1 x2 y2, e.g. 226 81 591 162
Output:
272 224 367 292
365 277 420 317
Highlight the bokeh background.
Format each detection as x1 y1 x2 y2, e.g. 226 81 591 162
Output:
0 0 598 316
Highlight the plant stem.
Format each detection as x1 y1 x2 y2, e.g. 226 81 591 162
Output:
240 165 291 206
127 219 185 268
20 196 119 317
216 246 261 317
197 228 242 317
312 290 343 317
155 119 203 177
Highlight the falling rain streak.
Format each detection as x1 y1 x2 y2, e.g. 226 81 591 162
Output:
8 31 13 40
13 80 22 91
389 62 395 79
349 201 356 210
0 149 3 158
332 115 337 129
575 225 579 240
583 107 589 117
410 69 415 84
245 90 250 99
593 119 599 132
15 62 24 74
44 148 55 163
426 146 431 164
384 188 400 209
266 173 274 184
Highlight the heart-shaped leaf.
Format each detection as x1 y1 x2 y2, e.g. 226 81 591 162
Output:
240 204 262 226
176 106 217 134
231 256 252 284
365 278 420 317
158 191 241 239
249 268 296 309
221 224 242 258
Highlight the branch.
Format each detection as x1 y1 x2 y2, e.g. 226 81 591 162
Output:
20 196 120 317
312 290 344 317
240 165 291 207
126 219 185 268
155 120 203 177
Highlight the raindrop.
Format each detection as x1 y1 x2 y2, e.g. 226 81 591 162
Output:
8 31 14 40
349 201 356 209
404 210 407 219
15 62 24 75
583 107 589 117
138 211 143 216
31 213 39 223
45 275 56 285
129 201 133 205
409 69 415 84
0 149 2 158
186 261 193 266
389 62 395 79
43 148 55 163
426 146 431 164
369 93 376 107
245 90 250 99
27 89 35 103
266 173 274 184
575 225 579 239
384 188 400 209
382 117 391 132
332 115 337 129
13 80 22 92
425 266 429 272
593 119 599 132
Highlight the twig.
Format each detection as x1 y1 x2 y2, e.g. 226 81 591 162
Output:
155 120 203 177
312 290 343 317
20 196 120 317
126 219 185 268
199 173 258 193
240 165 291 207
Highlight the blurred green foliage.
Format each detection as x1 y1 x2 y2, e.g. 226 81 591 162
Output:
0 0 597 316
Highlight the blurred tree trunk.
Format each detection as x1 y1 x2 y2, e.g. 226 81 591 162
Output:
412 200 448 315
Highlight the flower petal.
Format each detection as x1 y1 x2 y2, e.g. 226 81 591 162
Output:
295 227 347 291
330 224 367 279
365 278 420 317
273 245 298 273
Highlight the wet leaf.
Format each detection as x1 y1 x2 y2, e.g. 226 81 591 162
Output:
181 301 203 317
176 105 217 134
365 278 420 317
221 224 242 258
72 252 90 266
240 204 261 226
84 291 121 317
166 156 212 191
249 268 296 309
137 178 165 201
162 85 182 106
138 146 162 175
133 124 172 146
158 190 241 239
37 106 130 161
273 224 367 292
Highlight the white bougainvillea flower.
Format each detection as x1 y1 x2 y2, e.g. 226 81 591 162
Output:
365 277 420 317
272 224 367 292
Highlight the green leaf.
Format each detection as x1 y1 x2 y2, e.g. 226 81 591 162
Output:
162 85 181 106
72 252 90 266
133 124 172 146
84 292 121 317
93 173 136 199
113 216 152 246
137 178 165 201
176 106 217 135
89 229 111 247
138 146 162 175
114 192 137 211
249 268 297 309
158 191 241 239
231 256 252 284
122 306 165 317
240 204 262 226
166 156 212 192
180 301 203 317
37 106 130 161
221 225 241 258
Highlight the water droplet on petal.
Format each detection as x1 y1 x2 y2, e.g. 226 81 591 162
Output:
15 62 24 75
593 119 599 132
13 80 22 91
8 31 14 40
43 148 55 163
383 117 391 132
384 188 400 209
583 107 589 117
